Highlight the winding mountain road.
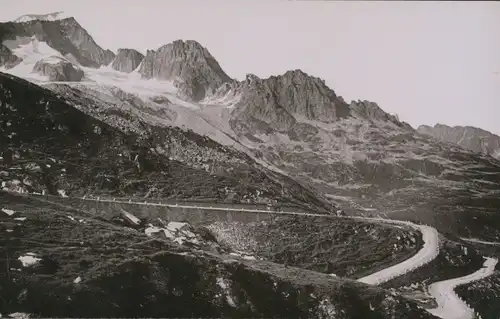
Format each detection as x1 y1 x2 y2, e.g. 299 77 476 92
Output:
12 192 499 319
40 194 443 285
354 217 440 285
427 257 498 319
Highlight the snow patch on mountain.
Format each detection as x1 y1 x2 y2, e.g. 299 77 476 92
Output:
83 66 179 98
0 37 64 80
493 148 500 160
390 113 399 121
13 11 72 23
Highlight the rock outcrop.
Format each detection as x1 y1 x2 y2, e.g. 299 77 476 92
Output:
138 40 231 101
32 56 84 81
418 124 500 159
0 44 21 68
111 48 144 73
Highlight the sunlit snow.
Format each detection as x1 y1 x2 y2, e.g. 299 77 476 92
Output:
14 11 72 23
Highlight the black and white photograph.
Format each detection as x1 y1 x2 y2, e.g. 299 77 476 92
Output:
0 1 499 318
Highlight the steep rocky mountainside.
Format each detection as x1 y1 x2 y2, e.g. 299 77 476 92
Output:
0 17 114 68
0 72 326 209
111 48 144 73
216 69 500 238
418 123 500 160
139 40 232 101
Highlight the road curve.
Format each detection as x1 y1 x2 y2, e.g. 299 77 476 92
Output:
354 217 440 285
426 257 498 319
19 193 442 287
76 195 442 286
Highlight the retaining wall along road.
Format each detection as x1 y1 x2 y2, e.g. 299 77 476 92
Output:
29 194 294 225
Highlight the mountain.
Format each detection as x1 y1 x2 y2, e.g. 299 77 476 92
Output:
111 48 144 73
0 71 326 209
138 40 232 101
2 12 500 318
0 71 432 319
2 14 499 240
418 124 500 160
0 15 114 69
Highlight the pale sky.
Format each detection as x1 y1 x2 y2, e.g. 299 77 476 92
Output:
2 1 500 135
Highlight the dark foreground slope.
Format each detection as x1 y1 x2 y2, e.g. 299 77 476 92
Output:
0 192 436 318
0 72 325 209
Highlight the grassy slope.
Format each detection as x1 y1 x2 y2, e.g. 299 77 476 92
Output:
207 216 423 279
0 192 435 318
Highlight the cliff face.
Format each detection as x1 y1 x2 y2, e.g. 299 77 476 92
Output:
111 48 144 73
138 40 232 101
418 124 500 159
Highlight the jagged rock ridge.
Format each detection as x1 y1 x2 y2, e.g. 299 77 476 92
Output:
111 48 144 73
138 40 232 101
418 124 500 159
222 70 349 135
350 100 413 130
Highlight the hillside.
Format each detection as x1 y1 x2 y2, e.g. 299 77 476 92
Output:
418 123 500 160
0 191 434 318
0 72 326 210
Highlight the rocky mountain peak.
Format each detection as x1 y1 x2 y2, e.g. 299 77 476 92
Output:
0 15 115 68
229 69 350 135
138 39 231 101
111 48 144 73
168 39 213 59
244 73 260 84
281 69 325 84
